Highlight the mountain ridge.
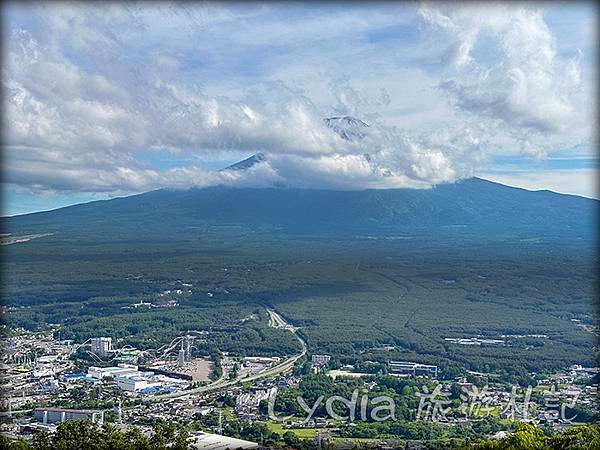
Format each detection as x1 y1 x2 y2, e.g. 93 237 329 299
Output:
4 178 597 240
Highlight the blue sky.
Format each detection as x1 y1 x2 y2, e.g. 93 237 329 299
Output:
3 2 598 216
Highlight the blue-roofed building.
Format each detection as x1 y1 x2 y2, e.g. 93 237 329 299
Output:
60 372 86 381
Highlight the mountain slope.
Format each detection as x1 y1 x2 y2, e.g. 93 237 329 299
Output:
221 153 266 171
4 178 597 239
323 116 369 141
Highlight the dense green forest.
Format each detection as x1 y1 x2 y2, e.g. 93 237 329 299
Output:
3 225 596 377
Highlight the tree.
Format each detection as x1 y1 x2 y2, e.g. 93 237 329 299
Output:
283 431 301 448
450 383 462 400
471 423 600 450
0 420 192 450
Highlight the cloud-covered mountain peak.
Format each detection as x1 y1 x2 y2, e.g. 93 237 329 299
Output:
221 153 267 171
324 116 369 141
221 115 373 175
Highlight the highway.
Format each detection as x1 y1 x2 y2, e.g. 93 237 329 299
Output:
149 308 306 402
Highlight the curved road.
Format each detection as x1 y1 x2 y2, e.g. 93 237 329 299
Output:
149 308 306 402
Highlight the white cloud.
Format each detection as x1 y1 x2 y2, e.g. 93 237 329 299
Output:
482 168 599 199
2 2 596 198
419 2 590 156
3 20 485 193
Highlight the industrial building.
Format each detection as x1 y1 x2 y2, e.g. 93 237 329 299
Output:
87 364 139 379
115 376 150 392
34 407 104 424
115 375 163 392
85 363 187 394
389 361 438 378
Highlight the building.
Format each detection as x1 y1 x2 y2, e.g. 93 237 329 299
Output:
311 354 331 367
115 374 164 392
41 379 59 393
371 345 395 352
115 376 149 392
191 431 258 449
34 407 104 424
177 348 186 367
88 364 139 379
243 356 280 364
90 337 113 357
235 389 271 416
389 361 438 378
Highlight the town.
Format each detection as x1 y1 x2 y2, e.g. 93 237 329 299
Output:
1 313 598 449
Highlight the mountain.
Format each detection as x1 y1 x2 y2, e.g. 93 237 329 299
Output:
219 116 369 174
324 116 369 141
4 178 597 240
221 153 266 171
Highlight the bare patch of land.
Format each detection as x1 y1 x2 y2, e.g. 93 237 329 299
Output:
178 357 214 382
1 233 53 246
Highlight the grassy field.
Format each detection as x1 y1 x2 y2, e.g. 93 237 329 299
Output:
266 422 318 438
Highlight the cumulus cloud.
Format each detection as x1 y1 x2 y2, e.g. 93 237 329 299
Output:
3 11 483 194
419 2 586 156
482 169 599 199
5 29 343 156
2 2 594 196
4 27 347 192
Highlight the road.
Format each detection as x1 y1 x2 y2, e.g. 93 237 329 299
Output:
267 308 299 332
149 308 306 401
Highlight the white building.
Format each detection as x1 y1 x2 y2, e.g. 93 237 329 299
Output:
311 354 331 366
115 372 182 393
235 389 271 414
35 407 103 425
389 361 438 378
88 364 139 380
116 376 151 392
191 431 258 449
